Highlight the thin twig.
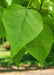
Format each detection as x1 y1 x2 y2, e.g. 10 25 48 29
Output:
39 0 43 12
26 0 32 9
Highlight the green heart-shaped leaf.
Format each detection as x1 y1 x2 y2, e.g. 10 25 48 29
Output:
2 4 43 58
25 24 53 65
14 48 26 68
0 8 6 38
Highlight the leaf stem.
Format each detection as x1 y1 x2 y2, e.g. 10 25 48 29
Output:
39 0 43 12
26 0 32 9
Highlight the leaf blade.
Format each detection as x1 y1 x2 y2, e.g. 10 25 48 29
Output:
25 24 53 65
0 8 6 38
2 4 43 58
14 48 26 68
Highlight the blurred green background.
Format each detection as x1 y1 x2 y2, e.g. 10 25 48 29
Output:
0 39 54 67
